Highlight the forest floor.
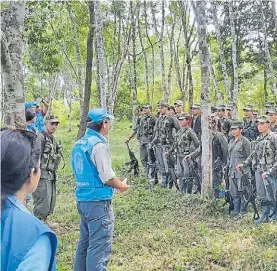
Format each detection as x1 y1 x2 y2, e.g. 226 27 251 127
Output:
50 121 277 271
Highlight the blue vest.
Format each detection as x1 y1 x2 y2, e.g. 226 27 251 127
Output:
36 111 45 132
1 198 57 271
71 129 114 201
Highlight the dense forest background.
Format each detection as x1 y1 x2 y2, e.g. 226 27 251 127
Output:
1 0 277 127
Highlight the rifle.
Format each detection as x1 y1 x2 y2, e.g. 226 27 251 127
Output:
187 159 201 194
125 142 139 176
222 167 234 214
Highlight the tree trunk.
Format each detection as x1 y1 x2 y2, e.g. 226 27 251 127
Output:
210 0 231 102
260 1 277 96
47 74 58 117
208 48 223 103
130 1 138 120
77 1 95 139
138 5 150 103
66 2 84 117
144 1 155 105
229 1 239 119
271 0 277 40
94 0 107 108
180 1 194 108
151 1 168 102
264 67 268 103
192 0 213 199
1 2 26 128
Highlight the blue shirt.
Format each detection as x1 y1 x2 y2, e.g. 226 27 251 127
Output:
7 196 52 271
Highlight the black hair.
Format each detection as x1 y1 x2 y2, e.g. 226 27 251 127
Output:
1 129 41 210
86 117 104 132
169 106 176 113
25 110 36 122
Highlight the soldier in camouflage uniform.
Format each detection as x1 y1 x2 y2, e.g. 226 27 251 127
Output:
126 105 157 181
216 105 232 140
186 114 228 197
226 104 236 121
242 105 259 142
227 121 251 217
33 116 62 221
174 100 184 117
168 113 199 194
237 116 277 224
266 107 277 133
151 102 180 187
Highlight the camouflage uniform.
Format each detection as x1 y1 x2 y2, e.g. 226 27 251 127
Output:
152 106 180 186
33 132 62 220
266 107 277 133
227 121 251 215
135 112 156 177
170 114 199 194
242 105 259 142
243 116 277 223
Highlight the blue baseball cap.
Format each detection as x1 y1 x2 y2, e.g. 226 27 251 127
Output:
87 108 114 123
25 101 37 109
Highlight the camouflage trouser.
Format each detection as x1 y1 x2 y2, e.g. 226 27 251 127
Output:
176 157 192 193
154 145 168 175
139 143 148 175
33 178 56 220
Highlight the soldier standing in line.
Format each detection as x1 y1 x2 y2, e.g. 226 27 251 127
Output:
253 109 259 121
174 100 184 117
126 105 157 182
266 107 277 132
168 113 199 194
190 104 202 140
33 116 62 223
151 102 180 188
227 121 251 218
186 114 228 197
216 105 232 139
226 104 236 121
242 105 259 142
237 116 277 224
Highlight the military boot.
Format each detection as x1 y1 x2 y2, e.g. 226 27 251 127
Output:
270 204 277 221
232 197 241 217
255 201 271 224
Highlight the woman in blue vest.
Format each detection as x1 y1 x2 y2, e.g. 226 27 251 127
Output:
1 129 58 271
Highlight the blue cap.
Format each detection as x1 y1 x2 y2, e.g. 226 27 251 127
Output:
25 101 37 109
87 108 114 123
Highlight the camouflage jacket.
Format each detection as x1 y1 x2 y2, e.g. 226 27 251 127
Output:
152 115 180 146
38 132 62 180
244 132 277 173
135 114 156 144
242 118 259 142
170 127 199 158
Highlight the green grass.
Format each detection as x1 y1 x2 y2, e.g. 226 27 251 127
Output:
50 121 277 271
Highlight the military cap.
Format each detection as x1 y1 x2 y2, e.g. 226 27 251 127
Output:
190 103 201 109
265 102 275 108
243 104 253 111
226 104 234 111
230 121 243 129
157 101 169 107
177 113 190 120
142 104 151 109
256 115 270 123
266 107 277 114
45 115 60 123
216 104 226 110
174 100 184 106
253 109 259 115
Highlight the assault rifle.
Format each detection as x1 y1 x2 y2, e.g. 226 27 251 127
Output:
223 167 234 214
125 142 139 176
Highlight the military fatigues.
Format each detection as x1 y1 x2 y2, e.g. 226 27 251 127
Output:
33 132 62 220
218 117 232 141
242 118 259 143
191 131 228 197
171 127 199 193
270 125 277 133
152 115 180 186
243 131 277 222
134 114 156 177
227 136 251 215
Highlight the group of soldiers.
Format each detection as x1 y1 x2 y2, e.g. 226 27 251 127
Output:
126 100 277 224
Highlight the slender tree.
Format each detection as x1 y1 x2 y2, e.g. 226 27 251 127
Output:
1 1 27 128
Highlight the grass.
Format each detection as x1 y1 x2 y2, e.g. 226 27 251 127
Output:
50 120 277 271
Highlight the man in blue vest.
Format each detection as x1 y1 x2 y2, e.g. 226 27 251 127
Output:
71 108 129 271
